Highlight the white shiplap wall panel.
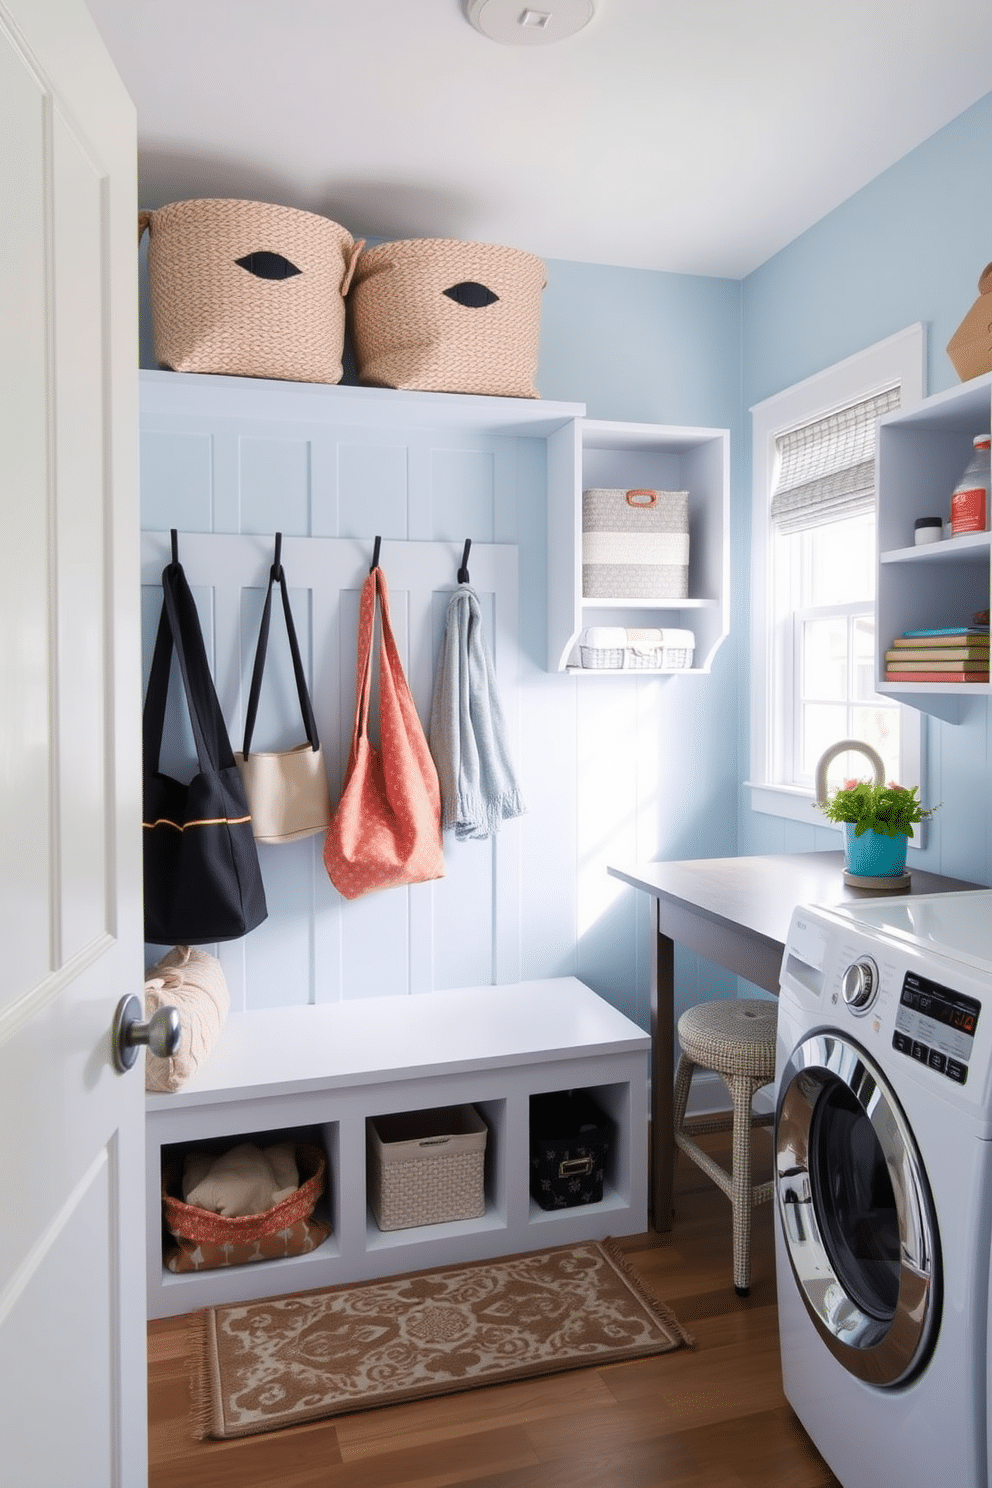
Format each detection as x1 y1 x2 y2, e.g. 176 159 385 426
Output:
141 530 519 1010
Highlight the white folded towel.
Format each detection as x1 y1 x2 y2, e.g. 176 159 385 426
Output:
581 626 627 648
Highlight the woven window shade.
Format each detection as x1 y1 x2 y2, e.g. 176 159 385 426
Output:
770 385 901 534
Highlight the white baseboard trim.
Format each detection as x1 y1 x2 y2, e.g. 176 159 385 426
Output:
684 1071 776 1119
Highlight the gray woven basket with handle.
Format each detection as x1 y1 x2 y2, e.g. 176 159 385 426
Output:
582 487 690 600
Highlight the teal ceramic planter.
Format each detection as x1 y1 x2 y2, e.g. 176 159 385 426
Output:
842 822 908 878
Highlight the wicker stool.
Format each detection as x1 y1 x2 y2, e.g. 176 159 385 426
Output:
673 998 777 1296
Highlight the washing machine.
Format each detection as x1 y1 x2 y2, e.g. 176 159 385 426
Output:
774 889 992 1488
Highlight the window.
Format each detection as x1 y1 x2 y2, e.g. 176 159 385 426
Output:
749 326 926 828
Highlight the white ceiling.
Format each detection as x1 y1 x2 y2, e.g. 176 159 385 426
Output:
86 0 992 279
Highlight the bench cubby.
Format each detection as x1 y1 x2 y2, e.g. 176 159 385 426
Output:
145 977 650 1317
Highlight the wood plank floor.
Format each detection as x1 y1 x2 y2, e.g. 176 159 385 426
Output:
148 1129 841 1487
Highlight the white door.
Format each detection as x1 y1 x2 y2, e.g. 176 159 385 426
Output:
0 1 146 1484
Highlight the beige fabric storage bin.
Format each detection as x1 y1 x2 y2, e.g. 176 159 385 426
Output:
367 1105 487 1231
349 238 546 398
140 198 363 384
582 488 690 601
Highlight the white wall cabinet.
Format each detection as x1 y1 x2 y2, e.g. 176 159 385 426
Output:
876 372 992 723
547 418 730 674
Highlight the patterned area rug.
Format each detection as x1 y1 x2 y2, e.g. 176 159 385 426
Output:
195 1240 692 1439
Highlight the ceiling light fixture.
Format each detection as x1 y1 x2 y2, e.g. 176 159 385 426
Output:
467 0 596 46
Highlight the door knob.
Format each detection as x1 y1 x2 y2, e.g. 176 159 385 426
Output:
112 994 181 1073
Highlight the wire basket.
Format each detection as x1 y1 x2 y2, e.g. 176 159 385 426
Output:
626 644 693 669
579 645 626 669
578 628 695 671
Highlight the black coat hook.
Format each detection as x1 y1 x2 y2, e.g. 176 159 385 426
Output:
271 531 283 582
458 538 472 585
170 528 179 566
370 534 382 573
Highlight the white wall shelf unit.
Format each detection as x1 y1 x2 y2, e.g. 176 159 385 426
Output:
876 372 992 723
546 418 730 674
144 979 650 1318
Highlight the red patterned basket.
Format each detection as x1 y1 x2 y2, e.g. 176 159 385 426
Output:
162 1142 329 1273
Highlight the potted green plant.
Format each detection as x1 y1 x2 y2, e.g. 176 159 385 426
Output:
815 778 939 878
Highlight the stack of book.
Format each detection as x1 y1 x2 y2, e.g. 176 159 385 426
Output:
885 626 990 683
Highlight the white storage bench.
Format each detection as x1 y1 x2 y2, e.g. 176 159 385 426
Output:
145 977 650 1318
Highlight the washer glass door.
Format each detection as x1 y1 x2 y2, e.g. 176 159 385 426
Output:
776 1032 939 1386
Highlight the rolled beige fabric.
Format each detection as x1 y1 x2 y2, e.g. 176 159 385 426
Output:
143 944 230 1093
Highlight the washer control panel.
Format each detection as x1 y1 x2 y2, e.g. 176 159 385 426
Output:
893 969 982 1086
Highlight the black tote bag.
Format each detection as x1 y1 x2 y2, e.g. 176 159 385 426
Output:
142 533 268 944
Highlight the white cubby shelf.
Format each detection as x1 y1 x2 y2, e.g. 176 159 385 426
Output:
876 371 992 723
145 978 650 1318
547 417 730 675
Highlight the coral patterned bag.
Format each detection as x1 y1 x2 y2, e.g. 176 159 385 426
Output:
324 564 444 898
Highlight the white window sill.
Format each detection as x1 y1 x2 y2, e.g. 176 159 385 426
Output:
746 782 820 825
745 781 924 851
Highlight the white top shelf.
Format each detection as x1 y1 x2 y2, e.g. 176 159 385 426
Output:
877 369 992 435
140 369 585 437
580 418 732 454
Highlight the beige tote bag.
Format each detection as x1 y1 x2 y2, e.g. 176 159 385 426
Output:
235 535 331 845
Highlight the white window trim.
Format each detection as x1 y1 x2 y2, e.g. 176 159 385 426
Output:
747 324 927 836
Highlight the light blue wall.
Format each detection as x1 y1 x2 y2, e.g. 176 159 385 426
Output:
739 91 992 887
536 261 745 1021
538 259 741 428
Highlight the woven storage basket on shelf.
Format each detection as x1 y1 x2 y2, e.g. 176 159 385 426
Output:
582 488 690 600
349 238 546 398
139 198 363 384
367 1105 487 1231
161 1142 329 1273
